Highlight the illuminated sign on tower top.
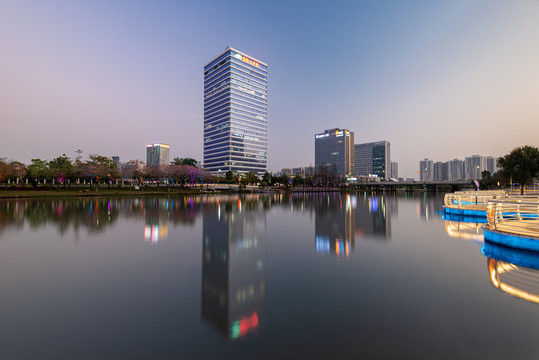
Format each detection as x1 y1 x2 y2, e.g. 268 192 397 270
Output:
241 56 259 68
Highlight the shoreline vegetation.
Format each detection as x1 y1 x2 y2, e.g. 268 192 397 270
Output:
0 185 444 199
0 186 234 199
0 185 342 199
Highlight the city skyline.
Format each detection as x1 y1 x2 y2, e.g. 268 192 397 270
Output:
2 1 539 178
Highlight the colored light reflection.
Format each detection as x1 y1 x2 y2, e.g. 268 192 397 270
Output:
369 197 379 212
316 235 330 254
144 225 164 244
231 312 259 339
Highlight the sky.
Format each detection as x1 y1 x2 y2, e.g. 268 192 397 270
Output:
1 0 539 178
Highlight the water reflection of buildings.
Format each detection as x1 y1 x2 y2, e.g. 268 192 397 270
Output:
314 194 392 258
143 198 169 244
354 194 392 240
315 194 354 258
417 193 444 222
202 198 266 339
482 242 539 304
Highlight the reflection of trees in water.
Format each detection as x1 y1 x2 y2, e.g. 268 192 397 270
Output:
0 200 25 233
0 193 399 238
0 195 275 237
0 198 121 236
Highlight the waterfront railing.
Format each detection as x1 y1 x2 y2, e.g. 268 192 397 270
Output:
485 197 539 238
443 190 507 211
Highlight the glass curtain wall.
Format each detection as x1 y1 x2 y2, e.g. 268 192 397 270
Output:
204 47 268 174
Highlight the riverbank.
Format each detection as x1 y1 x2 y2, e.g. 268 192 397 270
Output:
0 187 219 199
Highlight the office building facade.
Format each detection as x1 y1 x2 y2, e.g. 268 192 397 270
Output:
203 47 268 175
146 143 169 168
354 141 391 181
315 128 354 178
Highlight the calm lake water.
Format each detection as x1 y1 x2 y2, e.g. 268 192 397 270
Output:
1 193 539 359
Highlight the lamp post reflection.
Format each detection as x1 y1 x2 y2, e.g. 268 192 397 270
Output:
201 197 266 339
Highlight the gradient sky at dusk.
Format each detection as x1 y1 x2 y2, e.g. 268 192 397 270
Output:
1 0 539 178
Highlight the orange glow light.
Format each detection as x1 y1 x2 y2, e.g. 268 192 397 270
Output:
242 56 259 68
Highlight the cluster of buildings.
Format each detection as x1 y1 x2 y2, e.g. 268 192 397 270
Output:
311 128 395 181
419 155 498 181
134 48 386 182
117 47 500 183
112 144 169 177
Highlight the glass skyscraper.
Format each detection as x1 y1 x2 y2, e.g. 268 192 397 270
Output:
146 143 169 168
204 47 268 175
314 128 354 178
354 141 391 181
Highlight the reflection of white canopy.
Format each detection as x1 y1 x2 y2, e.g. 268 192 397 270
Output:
488 258 539 304
444 220 483 241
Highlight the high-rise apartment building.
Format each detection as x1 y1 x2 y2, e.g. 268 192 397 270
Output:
203 47 268 175
419 158 433 181
433 161 444 181
354 141 391 181
315 128 354 178
464 155 487 180
485 156 498 175
448 159 464 180
146 143 169 168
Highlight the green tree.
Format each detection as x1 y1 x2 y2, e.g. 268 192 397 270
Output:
224 170 239 184
28 159 49 185
480 170 492 190
292 175 305 187
49 154 73 189
171 157 197 167
261 172 272 186
498 146 539 194
244 171 258 185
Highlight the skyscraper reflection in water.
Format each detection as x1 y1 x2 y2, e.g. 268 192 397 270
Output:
201 198 266 339
314 194 355 258
353 193 392 240
143 198 169 244
314 194 392 258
